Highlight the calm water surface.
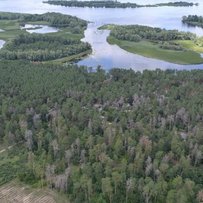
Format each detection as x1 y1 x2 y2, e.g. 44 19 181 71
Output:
22 24 59 34
0 0 203 70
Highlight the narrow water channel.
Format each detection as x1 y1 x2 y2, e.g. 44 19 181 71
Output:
0 0 203 70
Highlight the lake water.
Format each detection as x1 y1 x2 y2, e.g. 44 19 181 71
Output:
0 0 203 70
22 24 59 34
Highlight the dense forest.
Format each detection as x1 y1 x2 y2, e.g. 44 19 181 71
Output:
0 60 202 203
182 15 203 28
0 34 90 61
0 12 87 29
0 12 91 62
106 24 195 51
44 1 197 8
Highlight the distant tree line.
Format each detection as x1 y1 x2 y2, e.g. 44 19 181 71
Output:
110 25 195 41
44 1 197 8
0 12 87 29
182 15 203 28
0 12 23 20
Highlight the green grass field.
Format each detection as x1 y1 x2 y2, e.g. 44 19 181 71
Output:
177 40 203 53
107 36 203 65
0 20 25 41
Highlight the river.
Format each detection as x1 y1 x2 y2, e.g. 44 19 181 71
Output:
0 0 203 70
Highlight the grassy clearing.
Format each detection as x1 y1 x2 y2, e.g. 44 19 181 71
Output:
0 20 25 41
0 20 20 30
107 36 203 65
177 40 203 53
99 24 115 30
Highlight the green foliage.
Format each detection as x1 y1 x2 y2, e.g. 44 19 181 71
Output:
0 12 91 62
182 15 203 28
104 24 203 64
0 147 26 186
109 24 195 43
0 61 202 203
44 1 196 8
0 12 87 29
18 169 39 185
0 33 90 61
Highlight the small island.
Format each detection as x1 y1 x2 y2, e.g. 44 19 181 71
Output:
100 24 203 64
0 12 91 62
182 15 203 28
44 0 198 8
